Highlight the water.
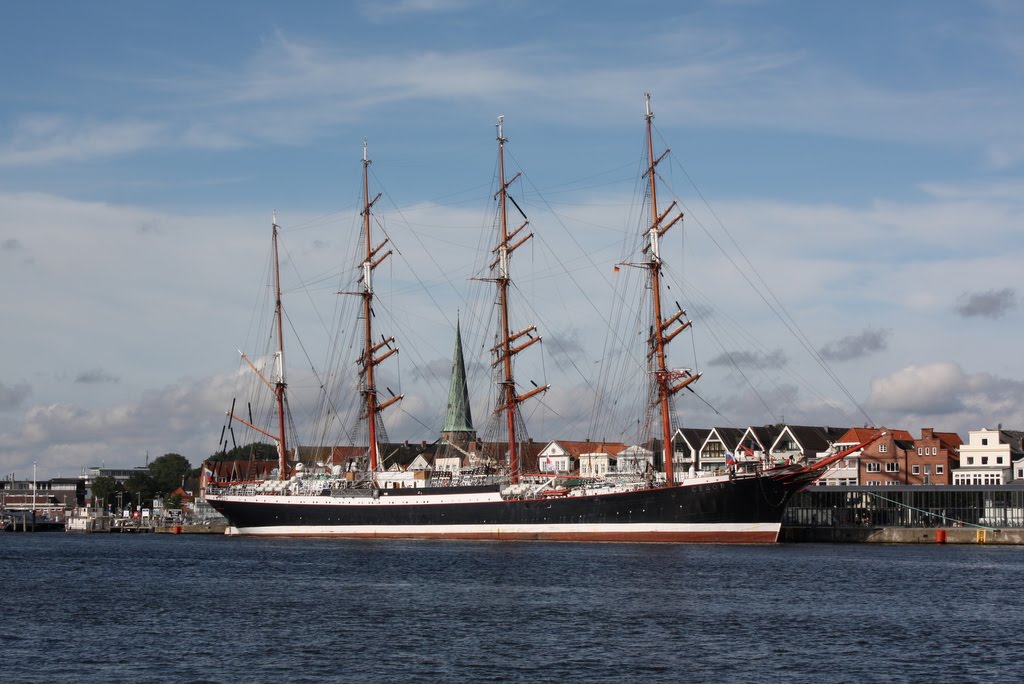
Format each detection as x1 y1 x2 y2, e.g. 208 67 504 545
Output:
1 535 1019 683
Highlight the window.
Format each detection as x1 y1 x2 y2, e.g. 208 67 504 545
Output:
982 438 988 446
936 465 943 474
924 465 931 475
932 447 938 455
982 457 989 465
997 457 1004 465
885 462 899 473
917 447 923 455
866 480 881 486
879 444 888 453
967 457 974 465
912 465 920 475
866 463 881 472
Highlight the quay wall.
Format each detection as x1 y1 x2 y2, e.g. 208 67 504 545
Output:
154 522 227 534
780 526 1024 544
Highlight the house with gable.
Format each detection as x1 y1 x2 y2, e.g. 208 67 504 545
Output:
909 428 962 484
770 425 848 466
736 425 784 462
536 441 576 474
819 427 884 486
953 428 1024 485
616 444 655 475
536 440 625 475
698 427 746 472
673 428 710 474
836 427 915 486
573 441 628 478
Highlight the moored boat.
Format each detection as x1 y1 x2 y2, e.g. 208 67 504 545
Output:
205 96 873 542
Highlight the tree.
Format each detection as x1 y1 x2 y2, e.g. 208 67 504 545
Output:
148 453 191 495
209 441 277 462
91 476 117 508
125 471 157 509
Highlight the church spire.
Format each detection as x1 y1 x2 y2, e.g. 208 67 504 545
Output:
441 317 475 446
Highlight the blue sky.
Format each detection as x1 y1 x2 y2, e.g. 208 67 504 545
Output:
2 0 1022 479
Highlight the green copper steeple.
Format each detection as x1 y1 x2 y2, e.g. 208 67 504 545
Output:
441 319 475 443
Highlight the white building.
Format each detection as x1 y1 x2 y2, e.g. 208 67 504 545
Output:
536 441 575 474
952 428 1024 485
616 445 654 475
579 452 616 478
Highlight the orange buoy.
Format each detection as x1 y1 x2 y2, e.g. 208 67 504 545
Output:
935 529 946 544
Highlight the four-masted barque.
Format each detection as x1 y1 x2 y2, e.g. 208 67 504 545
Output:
205 96 869 542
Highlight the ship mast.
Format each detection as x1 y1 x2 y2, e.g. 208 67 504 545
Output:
225 214 292 480
491 116 548 484
642 93 700 485
356 140 402 473
272 213 288 481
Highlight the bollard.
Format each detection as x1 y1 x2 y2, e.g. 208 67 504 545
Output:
935 529 946 544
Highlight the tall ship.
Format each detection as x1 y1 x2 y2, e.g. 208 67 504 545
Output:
205 96 872 542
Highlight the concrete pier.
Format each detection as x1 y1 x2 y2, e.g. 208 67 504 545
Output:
780 526 1024 544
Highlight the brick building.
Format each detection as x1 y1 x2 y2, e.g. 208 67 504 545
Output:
840 427 915 486
908 428 962 485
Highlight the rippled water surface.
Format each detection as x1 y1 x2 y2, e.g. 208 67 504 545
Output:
2 534 1020 683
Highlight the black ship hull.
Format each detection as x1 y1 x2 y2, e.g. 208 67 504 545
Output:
206 471 813 543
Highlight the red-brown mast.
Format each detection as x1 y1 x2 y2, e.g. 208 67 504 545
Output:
271 213 288 480
491 116 547 484
642 94 700 485
356 141 402 473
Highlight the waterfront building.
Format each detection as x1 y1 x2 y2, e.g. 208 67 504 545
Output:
908 428 962 485
568 441 627 477
786 483 1024 529
770 425 848 465
0 476 84 512
697 427 745 472
672 427 710 473
952 428 1024 485
736 424 784 461
579 451 617 478
536 441 577 474
616 445 655 475
80 465 152 500
839 427 915 486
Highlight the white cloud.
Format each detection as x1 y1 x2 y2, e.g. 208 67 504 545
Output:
866 362 1024 434
4 167 1024 477
0 373 233 478
0 115 166 166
